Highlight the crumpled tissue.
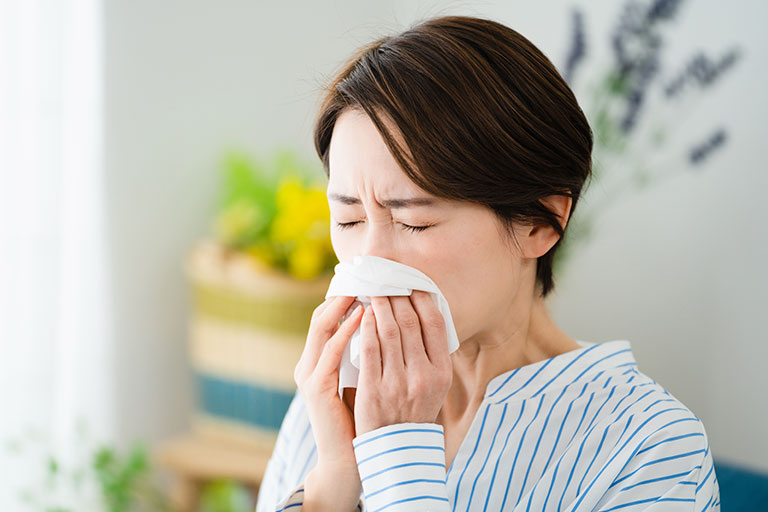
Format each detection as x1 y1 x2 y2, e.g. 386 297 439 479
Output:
323 255 460 397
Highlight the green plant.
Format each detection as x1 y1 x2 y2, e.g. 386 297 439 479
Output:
553 0 742 276
213 147 337 280
4 420 172 512
198 480 254 512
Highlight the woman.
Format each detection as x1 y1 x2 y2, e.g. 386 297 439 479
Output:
256 15 719 512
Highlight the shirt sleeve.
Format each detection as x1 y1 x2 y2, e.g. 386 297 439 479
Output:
267 482 365 512
353 422 451 512
268 481 306 511
254 395 297 512
255 389 366 512
592 415 721 511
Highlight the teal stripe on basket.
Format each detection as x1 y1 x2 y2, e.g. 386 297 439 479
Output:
196 372 296 431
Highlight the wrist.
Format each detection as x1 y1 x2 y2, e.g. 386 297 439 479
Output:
305 463 362 511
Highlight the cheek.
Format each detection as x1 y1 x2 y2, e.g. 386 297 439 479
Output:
427 263 485 342
420 227 516 341
327 231 367 263
411 250 480 341
329 231 342 259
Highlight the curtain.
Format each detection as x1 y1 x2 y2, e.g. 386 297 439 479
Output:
0 0 112 507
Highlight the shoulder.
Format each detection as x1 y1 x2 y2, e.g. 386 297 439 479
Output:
589 374 720 509
607 370 708 447
587 366 710 464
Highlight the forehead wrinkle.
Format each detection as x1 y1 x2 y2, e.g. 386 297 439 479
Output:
327 192 437 210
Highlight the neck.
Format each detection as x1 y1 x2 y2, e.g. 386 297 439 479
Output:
437 291 580 425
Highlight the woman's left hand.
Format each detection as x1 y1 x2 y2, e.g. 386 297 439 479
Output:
353 290 454 436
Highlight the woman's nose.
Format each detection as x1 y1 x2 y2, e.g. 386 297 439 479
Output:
359 219 396 261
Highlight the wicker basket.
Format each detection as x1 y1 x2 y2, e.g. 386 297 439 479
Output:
185 238 333 451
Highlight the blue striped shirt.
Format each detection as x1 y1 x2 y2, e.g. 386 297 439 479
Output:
255 340 720 511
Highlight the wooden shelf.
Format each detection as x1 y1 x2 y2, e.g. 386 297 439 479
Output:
153 432 275 511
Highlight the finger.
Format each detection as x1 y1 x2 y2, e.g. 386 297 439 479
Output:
312 296 335 321
390 295 428 368
302 296 357 371
358 305 381 384
370 296 404 374
410 290 450 366
315 303 364 377
316 295 358 329
315 296 358 341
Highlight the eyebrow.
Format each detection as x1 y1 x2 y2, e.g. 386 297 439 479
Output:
327 192 437 209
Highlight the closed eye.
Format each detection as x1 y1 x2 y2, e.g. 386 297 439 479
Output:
335 221 433 233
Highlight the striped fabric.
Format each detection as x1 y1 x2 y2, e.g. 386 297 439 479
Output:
255 340 720 511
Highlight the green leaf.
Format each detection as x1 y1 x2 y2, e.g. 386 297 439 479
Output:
47 456 59 475
216 149 280 247
93 446 115 471
605 70 628 96
199 479 254 512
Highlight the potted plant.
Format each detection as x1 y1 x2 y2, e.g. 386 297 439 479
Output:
186 147 336 451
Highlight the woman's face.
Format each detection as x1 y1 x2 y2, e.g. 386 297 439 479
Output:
327 108 535 343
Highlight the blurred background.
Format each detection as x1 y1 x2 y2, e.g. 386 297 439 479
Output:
1 0 766 510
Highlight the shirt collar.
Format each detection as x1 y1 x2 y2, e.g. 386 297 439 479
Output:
483 340 636 404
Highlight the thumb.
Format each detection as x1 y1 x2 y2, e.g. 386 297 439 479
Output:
316 304 363 376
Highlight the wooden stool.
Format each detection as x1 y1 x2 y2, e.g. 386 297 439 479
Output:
153 432 275 511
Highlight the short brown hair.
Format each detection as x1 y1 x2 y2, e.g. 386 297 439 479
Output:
313 15 593 298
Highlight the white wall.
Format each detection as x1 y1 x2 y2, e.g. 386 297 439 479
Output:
104 0 767 471
542 0 768 472
103 0 409 446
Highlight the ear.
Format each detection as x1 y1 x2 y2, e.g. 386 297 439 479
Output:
520 194 573 259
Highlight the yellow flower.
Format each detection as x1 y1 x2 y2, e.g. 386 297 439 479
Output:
271 180 330 241
304 186 330 221
275 177 305 213
267 174 335 279
270 211 298 244
288 238 325 280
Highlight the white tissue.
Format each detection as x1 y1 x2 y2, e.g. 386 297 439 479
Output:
324 255 460 397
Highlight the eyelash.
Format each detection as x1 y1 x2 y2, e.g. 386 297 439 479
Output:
335 221 433 233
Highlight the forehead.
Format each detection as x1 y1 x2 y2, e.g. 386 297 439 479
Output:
327 109 425 196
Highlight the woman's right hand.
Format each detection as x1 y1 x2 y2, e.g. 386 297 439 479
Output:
293 295 364 469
